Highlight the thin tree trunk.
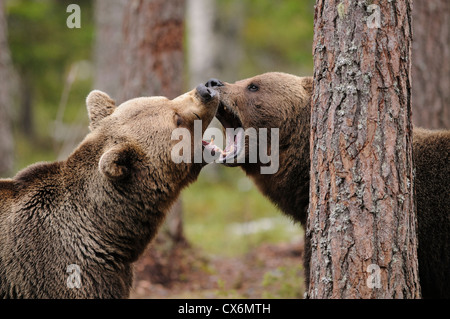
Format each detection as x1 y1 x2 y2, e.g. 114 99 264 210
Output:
411 0 450 129
186 0 243 85
212 0 244 82
186 0 221 180
93 0 126 95
308 0 420 298
186 0 216 88
0 0 14 177
118 0 187 286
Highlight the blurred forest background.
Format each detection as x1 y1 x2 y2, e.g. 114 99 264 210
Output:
0 0 448 298
0 0 314 173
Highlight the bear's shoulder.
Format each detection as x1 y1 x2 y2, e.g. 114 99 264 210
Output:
0 179 15 213
413 127 450 142
413 128 450 161
13 161 63 192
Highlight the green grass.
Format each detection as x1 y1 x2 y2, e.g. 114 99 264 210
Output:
182 164 302 257
261 265 304 298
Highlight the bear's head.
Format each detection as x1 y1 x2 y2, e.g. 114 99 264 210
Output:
204 72 313 170
83 85 219 198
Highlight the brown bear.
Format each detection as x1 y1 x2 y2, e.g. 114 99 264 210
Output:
205 72 450 299
0 85 219 298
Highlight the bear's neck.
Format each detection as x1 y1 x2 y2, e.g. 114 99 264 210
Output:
62 140 172 265
242 105 311 226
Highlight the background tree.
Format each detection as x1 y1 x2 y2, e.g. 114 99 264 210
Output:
186 0 217 88
0 0 14 178
119 0 185 102
7 0 93 141
93 0 125 95
411 0 450 129
308 0 420 298
186 0 244 180
118 0 187 285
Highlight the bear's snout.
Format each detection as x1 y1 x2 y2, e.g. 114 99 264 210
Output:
196 84 218 103
205 78 224 88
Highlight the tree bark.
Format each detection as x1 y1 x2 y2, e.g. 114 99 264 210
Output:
119 0 185 102
308 0 420 298
411 0 450 129
0 0 14 177
118 0 187 286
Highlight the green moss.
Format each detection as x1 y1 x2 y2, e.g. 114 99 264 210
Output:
337 2 347 19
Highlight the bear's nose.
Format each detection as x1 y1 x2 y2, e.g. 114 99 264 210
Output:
196 84 217 102
205 78 224 88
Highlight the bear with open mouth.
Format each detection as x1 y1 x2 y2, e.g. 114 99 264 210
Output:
0 85 219 298
206 72 450 299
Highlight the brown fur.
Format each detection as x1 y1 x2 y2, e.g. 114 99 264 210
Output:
0 86 218 298
207 72 450 299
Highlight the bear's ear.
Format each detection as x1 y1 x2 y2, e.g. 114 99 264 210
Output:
301 77 313 95
86 90 116 131
98 144 135 180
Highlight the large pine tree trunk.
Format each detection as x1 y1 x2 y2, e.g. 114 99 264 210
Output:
411 0 450 129
308 0 420 298
0 0 14 177
118 0 188 286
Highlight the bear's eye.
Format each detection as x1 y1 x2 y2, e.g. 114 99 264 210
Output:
247 83 259 92
174 113 183 127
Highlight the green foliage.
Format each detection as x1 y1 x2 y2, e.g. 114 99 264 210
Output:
6 0 94 168
7 0 94 102
240 0 315 76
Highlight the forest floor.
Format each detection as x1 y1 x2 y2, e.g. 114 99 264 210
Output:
130 239 304 299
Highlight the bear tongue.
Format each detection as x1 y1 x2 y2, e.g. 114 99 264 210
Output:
202 129 242 159
223 133 236 154
202 139 225 155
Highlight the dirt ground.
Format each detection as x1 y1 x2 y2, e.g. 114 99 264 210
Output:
130 239 304 299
